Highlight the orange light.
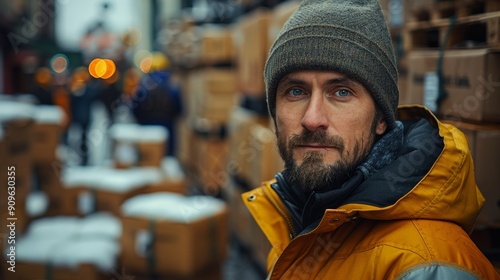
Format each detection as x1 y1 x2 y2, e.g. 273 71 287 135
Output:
139 57 152 73
101 59 116 79
88 58 116 79
35 67 52 86
88 58 101 78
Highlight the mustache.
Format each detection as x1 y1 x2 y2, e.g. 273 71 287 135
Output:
288 130 345 152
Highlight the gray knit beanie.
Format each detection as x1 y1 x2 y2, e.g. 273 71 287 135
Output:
264 0 399 129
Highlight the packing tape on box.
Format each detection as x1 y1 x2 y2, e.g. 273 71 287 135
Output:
147 219 158 279
436 16 458 111
45 262 53 280
209 216 218 262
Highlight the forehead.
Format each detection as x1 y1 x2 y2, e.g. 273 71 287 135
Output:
278 70 363 88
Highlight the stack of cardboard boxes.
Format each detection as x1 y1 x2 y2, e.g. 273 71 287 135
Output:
400 5 500 268
399 0 500 244
0 95 231 279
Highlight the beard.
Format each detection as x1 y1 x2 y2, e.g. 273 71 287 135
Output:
277 125 378 194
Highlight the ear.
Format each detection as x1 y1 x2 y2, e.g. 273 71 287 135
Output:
375 118 388 136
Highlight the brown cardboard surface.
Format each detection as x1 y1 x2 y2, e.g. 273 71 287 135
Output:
176 117 197 170
3 262 106 280
136 141 165 167
227 108 271 187
199 26 235 65
196 137 228 195
407 49 500 124
224 180 271 269
32 123 61 164
267 1 299 50
187 68 238 123
33 163 65 216
113 141 165 169
120 208 228 277
398 54 410 105
247 123 283 189
58 186 93 216
1 119 33 198
235 8 270 97
141 177 189 195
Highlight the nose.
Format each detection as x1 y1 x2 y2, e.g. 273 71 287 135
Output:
301 93 328 131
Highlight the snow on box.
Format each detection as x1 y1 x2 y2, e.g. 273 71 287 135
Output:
0 100 34 123
13 214 122 271
24 216 81 238
33 105 65 124
161 156 185 179
15 236 73 263
110 123 169 143
80 212 122 239
62 166 163 193
51 237 119 272
121 192 226 223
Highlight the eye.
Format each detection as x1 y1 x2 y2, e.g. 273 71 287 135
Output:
288 88 304 97
334 89 351 98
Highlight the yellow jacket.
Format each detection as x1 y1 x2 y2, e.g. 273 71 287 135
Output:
243 106 500 279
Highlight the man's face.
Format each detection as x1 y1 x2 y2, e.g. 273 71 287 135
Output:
275 70 387 193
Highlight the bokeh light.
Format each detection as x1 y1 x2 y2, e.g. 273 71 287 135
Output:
134 50 152 73
88 58 117 79
50 54 69 73
122 27 142 46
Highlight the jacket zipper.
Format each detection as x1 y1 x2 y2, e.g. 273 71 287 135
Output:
262 186 298 238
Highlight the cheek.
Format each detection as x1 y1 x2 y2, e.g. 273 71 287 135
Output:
336 113 374 149
275 110 299 136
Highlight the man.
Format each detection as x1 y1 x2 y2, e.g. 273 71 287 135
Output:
242 0 500 279
131 52 183 156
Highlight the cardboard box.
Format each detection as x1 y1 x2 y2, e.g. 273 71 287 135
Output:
31 105 65 164
444 120 500 226
247 123 283 189
130 265 221 280
1 119 33 198
196 136 228 195
5 263 105 280
223 179 271 269
176 117 197 170
403 0 436 23
407 49 500 123
398 54 410 105
267 1 300 50
227 107 271 187
111 124 168 168
33 162 66 216
60 167 166 216
187 68 238 123
235 8 270 97
140 177 188 196
0 188 29 240
199 25 235 65
120 208 228 277
32 123 61 163
113 141 165 169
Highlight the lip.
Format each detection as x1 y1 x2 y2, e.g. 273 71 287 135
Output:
296 144 335 150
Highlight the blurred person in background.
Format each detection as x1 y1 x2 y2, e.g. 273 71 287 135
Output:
242 0 500 279
97 68 122 122
131 51 183 156
68 66 98 165
33 67 54 105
